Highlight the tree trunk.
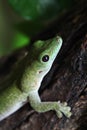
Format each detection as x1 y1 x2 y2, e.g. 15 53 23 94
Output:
0 0 87 130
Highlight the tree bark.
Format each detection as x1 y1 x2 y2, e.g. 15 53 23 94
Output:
0 0 87 130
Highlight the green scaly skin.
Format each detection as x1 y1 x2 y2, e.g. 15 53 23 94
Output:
0 36 71 121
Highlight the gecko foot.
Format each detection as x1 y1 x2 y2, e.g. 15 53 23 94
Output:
55 101 72 118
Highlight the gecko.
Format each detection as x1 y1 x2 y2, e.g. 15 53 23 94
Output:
0 36 71 121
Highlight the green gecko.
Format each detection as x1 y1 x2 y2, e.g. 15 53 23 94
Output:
0 36 71 121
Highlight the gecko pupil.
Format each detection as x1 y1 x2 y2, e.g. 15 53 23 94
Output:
42 55 49 62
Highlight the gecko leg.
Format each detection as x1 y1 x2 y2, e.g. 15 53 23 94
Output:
28 91 71 118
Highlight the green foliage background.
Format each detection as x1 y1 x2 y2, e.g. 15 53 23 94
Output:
0 0 75 57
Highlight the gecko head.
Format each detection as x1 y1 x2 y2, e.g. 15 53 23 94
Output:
32 36 63 76
20 36 62 92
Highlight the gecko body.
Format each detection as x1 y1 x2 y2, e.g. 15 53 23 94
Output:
0 36 71 121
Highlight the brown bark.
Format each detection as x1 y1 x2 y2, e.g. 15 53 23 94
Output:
0 0 87 130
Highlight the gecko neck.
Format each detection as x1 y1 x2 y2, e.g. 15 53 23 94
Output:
19 63 48 93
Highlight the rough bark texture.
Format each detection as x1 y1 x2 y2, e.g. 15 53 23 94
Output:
0 0 87 130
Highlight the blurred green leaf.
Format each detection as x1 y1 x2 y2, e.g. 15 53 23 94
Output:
0 29 30 57
12 31 30 50
0 0 75 57
0 1 30 57
8 0 75 21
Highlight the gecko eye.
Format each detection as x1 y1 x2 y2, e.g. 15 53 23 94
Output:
42 55 49 62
